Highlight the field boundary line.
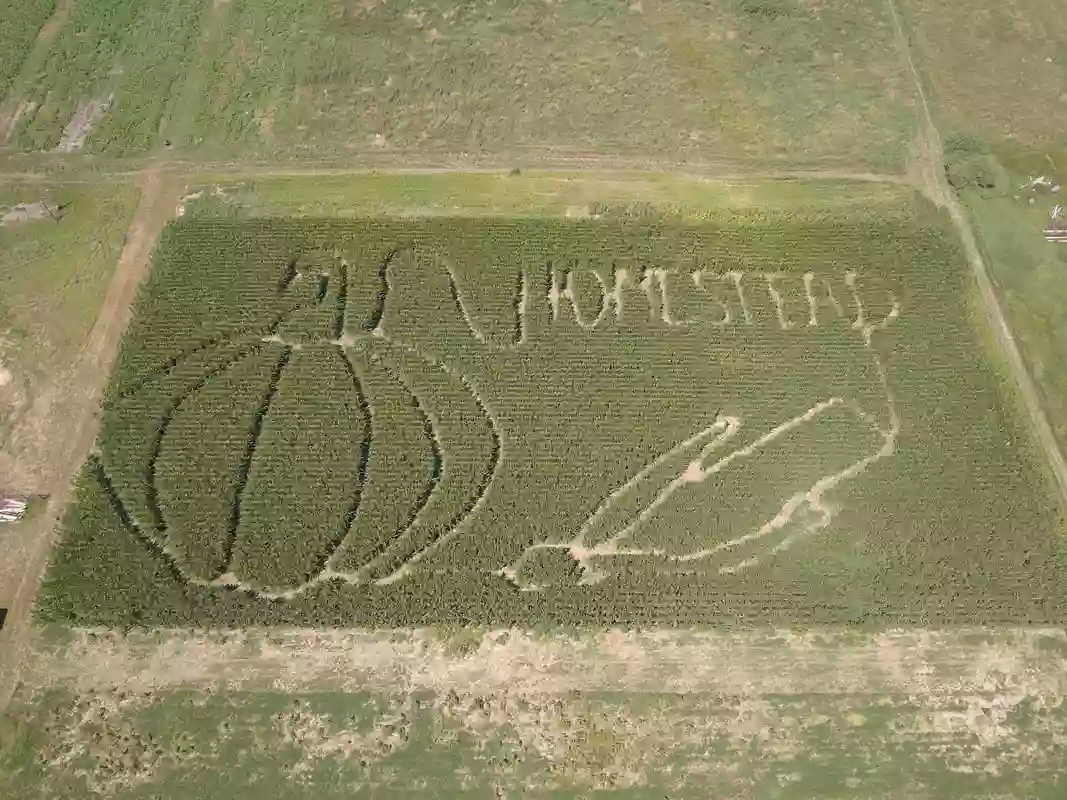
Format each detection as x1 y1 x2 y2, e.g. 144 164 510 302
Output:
0 161 914 185
885 0 1067 505
0 167 185 711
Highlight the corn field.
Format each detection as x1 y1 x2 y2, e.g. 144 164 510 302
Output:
37 217 1067 625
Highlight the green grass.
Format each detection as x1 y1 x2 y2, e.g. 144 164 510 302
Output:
0 0 53 101
35 199 1067 626
0 181 138 443
2 684 1065 798
950 157 1067 456
180 0 918 167
184 171 918 220
6 0 205 153
899 0 1067 148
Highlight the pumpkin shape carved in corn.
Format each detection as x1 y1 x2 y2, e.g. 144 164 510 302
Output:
102 250 499 593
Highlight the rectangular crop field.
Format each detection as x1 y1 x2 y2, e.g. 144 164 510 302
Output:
38 211 1067 626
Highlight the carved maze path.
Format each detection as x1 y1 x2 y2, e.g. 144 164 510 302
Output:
38 218 1067 625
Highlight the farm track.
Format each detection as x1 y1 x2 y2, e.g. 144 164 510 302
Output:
0 167 185 709
884 0 1067 506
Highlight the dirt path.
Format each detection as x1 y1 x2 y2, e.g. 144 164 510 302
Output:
0 157 911 186
0 0 72 145
0 167 184 709
885 0 1067 504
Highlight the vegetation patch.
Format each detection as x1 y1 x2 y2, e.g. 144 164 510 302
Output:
0 0 53 102
179 0 917 166
3 683 1067 799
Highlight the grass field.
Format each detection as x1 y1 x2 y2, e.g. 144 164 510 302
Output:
182 0 919 166
2 0 204 153
3 627 1067 798
899 0 1067 149
4 684 1065 798
0 0 53 102
954 169 1067 454
0 0 921 166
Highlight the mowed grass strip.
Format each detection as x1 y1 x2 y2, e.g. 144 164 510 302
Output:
180 171 918 220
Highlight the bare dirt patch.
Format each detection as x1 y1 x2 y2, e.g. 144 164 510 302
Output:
0 200 61 227
55 94 113 153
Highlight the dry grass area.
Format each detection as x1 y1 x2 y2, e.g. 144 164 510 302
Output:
898 0 1067 148
1 627 1064 798
1 0 921 167
26 627 1067 696
1 2 1066 797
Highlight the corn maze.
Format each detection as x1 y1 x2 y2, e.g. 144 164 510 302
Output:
38 218 1067 626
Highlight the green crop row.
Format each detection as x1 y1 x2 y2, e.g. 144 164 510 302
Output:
155 343 286 580
230 344 368 591
7 0 205 153
330 348 438 574
0 0 53 101
38 215 1067 626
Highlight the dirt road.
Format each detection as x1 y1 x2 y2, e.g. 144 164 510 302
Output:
0 167 183 708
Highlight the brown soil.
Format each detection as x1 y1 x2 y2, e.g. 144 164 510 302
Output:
54 94 113 153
